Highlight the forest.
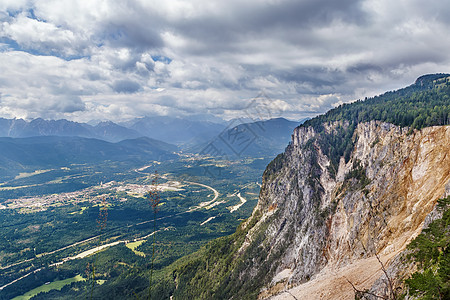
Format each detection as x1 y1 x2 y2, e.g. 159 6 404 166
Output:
303 74 450 130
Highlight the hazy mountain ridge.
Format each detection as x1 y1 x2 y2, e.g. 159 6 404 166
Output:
0 118 142 142
188 117 304 158
122 115 227 146
0 136 178 180
0 116 226 145
221 117 305 157
0 116 304 157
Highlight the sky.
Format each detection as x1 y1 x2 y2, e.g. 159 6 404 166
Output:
0 0 449 123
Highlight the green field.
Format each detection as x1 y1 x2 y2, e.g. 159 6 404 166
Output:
12 275 85 300
125 240 146 257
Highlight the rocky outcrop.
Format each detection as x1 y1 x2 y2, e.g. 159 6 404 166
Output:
238 121 450 299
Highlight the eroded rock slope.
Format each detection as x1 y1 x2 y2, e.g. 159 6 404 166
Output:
238 121 450 299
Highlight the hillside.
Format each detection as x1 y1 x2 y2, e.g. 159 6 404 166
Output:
221 118 304 157
0 136 178 180
189 117 303 158
139 74 450 299
304 73 450 129
123 116 226 146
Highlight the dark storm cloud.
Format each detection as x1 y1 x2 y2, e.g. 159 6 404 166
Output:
237 0 367 31
99 2 164 50
112 80 141 94
168 0 367 55
51 95 86 113
346 63 384 75
103 23 163 50
227 0 362 33
275 67 347 93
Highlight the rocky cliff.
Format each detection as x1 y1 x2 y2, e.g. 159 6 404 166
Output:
236 121 450 299
158 75 449 300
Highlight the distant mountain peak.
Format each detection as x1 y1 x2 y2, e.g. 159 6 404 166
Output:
95 121 119 127
0 118 142 142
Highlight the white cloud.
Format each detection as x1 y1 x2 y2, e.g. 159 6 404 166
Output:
1 13 88 57
0 0 30 12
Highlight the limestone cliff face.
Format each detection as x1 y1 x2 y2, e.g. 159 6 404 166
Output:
239 121 450 298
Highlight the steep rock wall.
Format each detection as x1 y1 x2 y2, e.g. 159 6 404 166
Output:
239 121 450 298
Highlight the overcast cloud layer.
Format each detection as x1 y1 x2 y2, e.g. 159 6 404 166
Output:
0 0 449 122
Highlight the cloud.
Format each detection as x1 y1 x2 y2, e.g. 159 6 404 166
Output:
166 0 368 54
0 0 30 12
112 80 141 94
0 93 86 120
1 12 88 57
32 0 164 50
0 0 449 122
49 95 86 113
0 51 102 119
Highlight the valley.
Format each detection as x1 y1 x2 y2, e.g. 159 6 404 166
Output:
0 153 270 299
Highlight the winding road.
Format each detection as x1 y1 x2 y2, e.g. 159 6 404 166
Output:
229 192 247 213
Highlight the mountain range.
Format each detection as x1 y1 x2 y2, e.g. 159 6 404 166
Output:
0 116 306 180
120 116 227 146
0 116 305 156
0 118 142 143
